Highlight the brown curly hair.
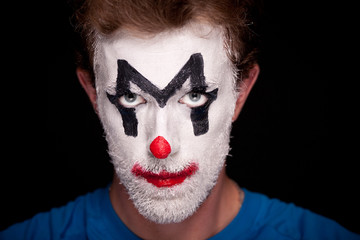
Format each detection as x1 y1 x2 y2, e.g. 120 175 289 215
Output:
71 0 262 83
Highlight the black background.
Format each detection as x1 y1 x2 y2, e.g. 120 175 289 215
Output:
1 0 359 234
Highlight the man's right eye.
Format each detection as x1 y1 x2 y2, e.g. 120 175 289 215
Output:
119 92 146 108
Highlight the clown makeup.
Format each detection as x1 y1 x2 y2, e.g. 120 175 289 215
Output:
94 23 238 224
106 53 218 137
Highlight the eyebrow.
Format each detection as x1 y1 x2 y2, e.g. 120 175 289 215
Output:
109 53 207 108
106 53 218 137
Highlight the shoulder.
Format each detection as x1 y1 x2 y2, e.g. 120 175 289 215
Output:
212 189 360 240
244 189 360 240
0 187 109 240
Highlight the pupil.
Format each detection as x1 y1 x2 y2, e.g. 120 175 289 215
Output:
125 93 137 102
190 93 200 102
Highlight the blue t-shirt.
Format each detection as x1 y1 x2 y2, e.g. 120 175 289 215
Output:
1 186 359 240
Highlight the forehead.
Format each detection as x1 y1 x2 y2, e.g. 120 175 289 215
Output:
95 24 230 89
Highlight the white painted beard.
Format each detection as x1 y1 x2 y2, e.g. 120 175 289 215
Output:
93 23 240 224
108 117 232 224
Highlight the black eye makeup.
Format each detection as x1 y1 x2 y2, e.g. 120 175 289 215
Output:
107 53 218 137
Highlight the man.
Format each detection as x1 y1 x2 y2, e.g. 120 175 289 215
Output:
1 0 359 239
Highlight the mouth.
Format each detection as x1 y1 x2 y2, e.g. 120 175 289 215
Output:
131 163 198 188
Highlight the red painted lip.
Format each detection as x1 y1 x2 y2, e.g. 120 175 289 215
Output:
131 163 198 188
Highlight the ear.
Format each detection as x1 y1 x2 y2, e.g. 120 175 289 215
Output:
76 67 98 113
232 64 260 122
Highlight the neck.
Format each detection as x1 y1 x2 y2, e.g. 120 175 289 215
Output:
109 167 243 240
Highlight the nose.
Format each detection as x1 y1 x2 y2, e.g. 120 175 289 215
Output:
150 136 171 159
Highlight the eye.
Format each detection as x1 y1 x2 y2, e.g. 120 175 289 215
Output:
119 92 146 108
179 92 208 108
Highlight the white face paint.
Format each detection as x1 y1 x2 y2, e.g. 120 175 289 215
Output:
94 23 238 224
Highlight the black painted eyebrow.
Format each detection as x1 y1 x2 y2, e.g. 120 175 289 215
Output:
106 53 218 137
111 53 207 108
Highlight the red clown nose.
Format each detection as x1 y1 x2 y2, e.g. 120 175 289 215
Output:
150 136 171 159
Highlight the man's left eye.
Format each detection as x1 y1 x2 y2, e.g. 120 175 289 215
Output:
179 92 208 108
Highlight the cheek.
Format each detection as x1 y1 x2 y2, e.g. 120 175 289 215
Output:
175 106 232 161
98 95 148 160
207 80 237 131
182 89 236 161
208 99 235 132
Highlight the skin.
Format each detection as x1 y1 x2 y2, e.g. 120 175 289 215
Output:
77 24 259 239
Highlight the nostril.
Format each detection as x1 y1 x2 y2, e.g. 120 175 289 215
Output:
150 136 171 159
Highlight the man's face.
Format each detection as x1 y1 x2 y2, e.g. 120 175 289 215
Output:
94 24 238 223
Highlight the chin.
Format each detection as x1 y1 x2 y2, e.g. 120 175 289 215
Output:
113 157 224 224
